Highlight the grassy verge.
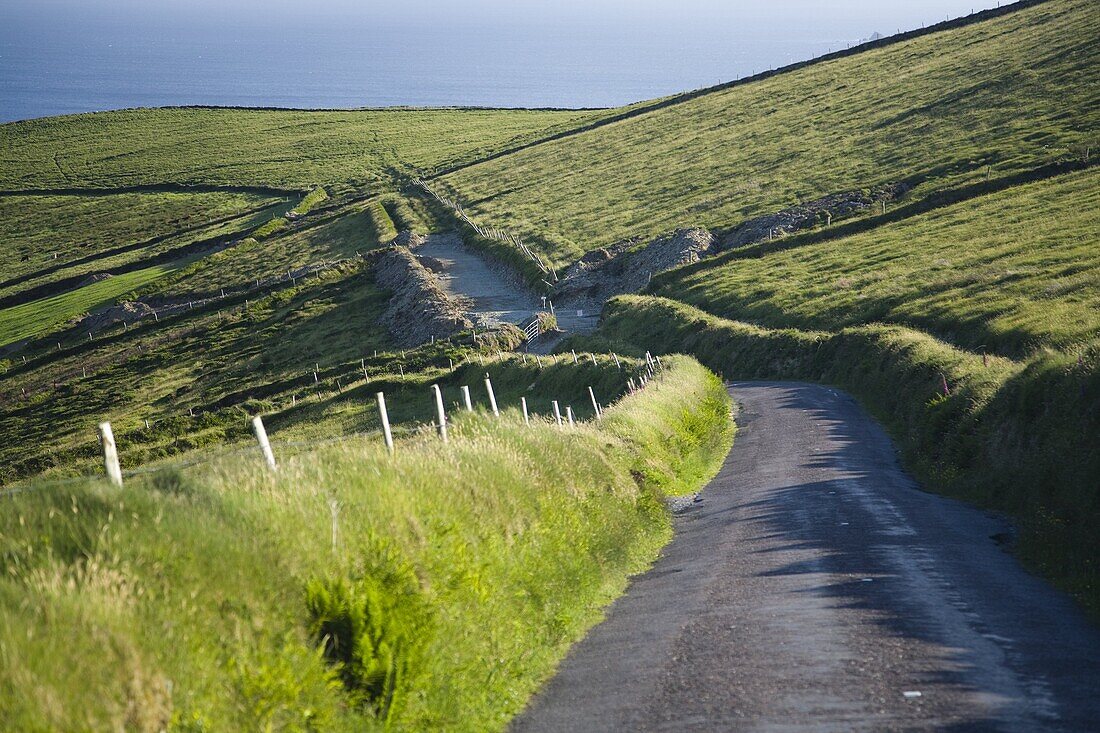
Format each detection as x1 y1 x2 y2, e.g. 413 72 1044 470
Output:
0 355 732 731
595 295 1099 616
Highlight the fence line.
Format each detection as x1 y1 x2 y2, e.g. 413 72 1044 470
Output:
413 179 558 282
2 351 663 497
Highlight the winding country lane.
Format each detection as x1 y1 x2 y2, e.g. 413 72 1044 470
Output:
512 382 1100 732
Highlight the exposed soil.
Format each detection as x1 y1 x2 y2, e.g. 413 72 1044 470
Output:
718 183 908 250
412 231 542 331
555 227 715 307
373 243 473 347
72 300 156 333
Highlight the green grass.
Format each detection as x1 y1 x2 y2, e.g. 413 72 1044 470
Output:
0 263 394 483
653 167 1100 358
439 0 1098 264
0 107 612 193
0 261 186 346
594 295 1099 616
0 190 278 292
144 199 393 299
0 355 732 731
0 2 1095 719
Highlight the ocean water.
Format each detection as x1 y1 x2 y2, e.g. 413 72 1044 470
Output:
0 1 1004 123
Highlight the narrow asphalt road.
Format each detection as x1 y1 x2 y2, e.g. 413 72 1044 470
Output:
512 382 1100 732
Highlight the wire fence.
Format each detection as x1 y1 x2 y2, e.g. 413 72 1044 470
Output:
1 351 665 499
414 179 558 281
2 252 376 406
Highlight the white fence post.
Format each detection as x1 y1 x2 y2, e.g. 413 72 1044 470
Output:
432 384 448 442
251 416 277 471
484 373 499 416
377 392 394 453
566 406 576 426
97 421 123 487
552 400 563 426
572 350 578 364
521 397 530 425
461 385 474 411
589 353 597 366
588 387 602 420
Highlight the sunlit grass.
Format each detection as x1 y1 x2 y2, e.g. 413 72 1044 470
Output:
654 167 1100 358
441 0 1096 263
0 356 731 731
0 261 186 345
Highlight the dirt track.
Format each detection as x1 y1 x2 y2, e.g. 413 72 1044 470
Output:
413 232 599 340
512 382 1100 732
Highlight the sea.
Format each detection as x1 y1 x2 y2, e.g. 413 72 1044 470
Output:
0 1 1004 124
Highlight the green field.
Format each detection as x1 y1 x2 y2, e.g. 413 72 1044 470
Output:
0 261 185 346
0 107 610 193
0 191 280 291
654 167 1100 358
0 0 1097 727
439 0 1097 264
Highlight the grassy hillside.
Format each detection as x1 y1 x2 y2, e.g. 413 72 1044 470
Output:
654 166 1099 359
0 107 610 193
0 0 1096 725
0 191 283 294
0 356 732 732
439 0 1097 264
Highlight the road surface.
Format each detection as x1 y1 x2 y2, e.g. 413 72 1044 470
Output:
413 232 599 346
414 232 540 329
512 382 1100 732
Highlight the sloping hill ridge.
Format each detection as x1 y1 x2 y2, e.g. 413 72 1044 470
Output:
440 0 1098 264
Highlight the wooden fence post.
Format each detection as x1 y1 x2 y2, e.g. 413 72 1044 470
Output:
432 384 448 442
484 373 499 416
462 385 474 411
552 400 563 427
97 421 123 487
251 416 277 471
521 397 530 425
377 392 394 453
588 387 602 420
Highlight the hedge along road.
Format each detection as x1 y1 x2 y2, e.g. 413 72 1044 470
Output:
512 382 1100 732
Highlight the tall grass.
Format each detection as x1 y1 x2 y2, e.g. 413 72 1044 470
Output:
0 355 732 731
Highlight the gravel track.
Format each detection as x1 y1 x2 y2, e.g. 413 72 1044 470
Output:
413 232 599 345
